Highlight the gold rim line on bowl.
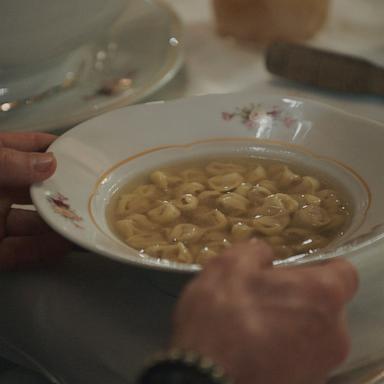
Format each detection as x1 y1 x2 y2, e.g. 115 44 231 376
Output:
87 136 372 265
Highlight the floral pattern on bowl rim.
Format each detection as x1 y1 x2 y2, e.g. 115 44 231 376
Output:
222 103 299 129
46 192 84 229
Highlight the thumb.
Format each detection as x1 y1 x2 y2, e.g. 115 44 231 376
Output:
0 148 56 187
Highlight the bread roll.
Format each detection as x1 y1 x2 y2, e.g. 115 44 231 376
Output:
213 0 329 44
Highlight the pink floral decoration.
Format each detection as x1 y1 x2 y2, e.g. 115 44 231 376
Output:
47 192 84 229
222 103 297 130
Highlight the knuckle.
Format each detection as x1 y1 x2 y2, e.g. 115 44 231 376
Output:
33 132 55 148
321 280 345 309
208 250 239 272
281 273 309 296
203 254 229 274
298 273 323 295
220 241 273 270
219 244 244 261
29 133 45 150
304 275 345 311
0 148 13 167
30 133 40 147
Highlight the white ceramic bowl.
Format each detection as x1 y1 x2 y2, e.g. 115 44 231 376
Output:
31 92 384 373
31 92 384 272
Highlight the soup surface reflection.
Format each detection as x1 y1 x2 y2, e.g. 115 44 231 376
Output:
108 157 351 264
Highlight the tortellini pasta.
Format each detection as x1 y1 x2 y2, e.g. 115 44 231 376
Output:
194 209 228 230
148 202 181 224
235 182 252 197
217 192 249 215
247 165 267 184
109 157 351 265
251 214 290 236
176 182 205 196
270 165 300 189
173 194 199 212
116 194 151 215
208 172 244 192
292 205 331 229
168 223 204 243
115 214 158 237
145 242 193 263
231 223 254 241
150 171 182 191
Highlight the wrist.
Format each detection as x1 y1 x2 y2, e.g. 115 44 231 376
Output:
137 349 233 384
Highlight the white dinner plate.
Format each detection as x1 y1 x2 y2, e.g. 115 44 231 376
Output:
0 0 183 133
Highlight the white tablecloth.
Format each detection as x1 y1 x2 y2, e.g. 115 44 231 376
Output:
1 1 384 383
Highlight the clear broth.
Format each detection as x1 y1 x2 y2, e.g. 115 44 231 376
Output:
107 156 352 265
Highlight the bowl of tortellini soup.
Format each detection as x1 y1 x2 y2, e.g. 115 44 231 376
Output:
31 92 384 274
101 140 366 268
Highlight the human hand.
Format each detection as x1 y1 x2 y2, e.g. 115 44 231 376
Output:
0 132 72 270
171 240 358 384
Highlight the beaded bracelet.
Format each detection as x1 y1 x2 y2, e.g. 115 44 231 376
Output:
137 349 233 384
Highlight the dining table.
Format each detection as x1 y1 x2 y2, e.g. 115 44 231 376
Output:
1 1 384 383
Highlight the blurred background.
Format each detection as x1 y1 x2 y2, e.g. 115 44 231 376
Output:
0 0 382 133
154 0 383 120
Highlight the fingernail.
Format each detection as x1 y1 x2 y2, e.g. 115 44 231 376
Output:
33 153 55 172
